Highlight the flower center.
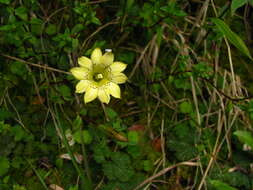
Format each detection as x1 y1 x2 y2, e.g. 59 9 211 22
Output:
93 73 104 82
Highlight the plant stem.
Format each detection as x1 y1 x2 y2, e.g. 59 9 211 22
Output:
26 159 50 190
80 125 92 182
55 107 92 189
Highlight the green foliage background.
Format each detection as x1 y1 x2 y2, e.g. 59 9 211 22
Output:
0 0 253 190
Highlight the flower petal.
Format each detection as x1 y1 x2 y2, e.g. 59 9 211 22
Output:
109 62 127 73
98 89 110 104
78 56 92 69
76 80 90 93
101 52 114 66
84 87 98 103
111 73 128 84
91 48 102 65
70 67 89 80
107 82 121 98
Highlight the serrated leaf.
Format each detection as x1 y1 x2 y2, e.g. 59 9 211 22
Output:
127 146 141 158
103 152 134 182
211 18 252 60
102 173 146 190
231 0 247 15
168 140 198 161
222 172 251 189
234 130 253 149
210 180 238 190
93 143 111 163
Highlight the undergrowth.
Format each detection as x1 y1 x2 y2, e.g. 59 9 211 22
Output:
0 0 253 190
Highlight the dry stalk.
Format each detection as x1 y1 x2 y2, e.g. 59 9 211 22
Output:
129 40 152 80
134 159 199 190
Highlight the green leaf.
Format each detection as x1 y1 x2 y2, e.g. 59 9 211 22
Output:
231 0 247 15
168 140 198 161
105 107 118 120
0 108 13 120
179 101 192 114
71 24 84 34
143 160 153 172
73 130 93 144
30 18 43 35
222 172 251 189
126 0 135 11
234 130 253 149
45 24 57 35
102 152 134 182
73 115 83 131
15 7 28 21
127 131 139 145
12 157 23 169
10 61 27 76
249 0 253 6
72 38 79 50
211 18 252 60
127 146 141 159
0 0 11 4
11 125 26 141
13 184 27 190
68 185 78 190
57 85 72 101
93 143 111 163
0 157 10 176
210 180 238 190
0 24 16 31
91 17 101 25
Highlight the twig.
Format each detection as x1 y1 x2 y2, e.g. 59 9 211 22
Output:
1 54 70 75
79 19 119 53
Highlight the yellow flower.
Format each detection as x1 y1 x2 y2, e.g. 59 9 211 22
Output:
70 48 128 104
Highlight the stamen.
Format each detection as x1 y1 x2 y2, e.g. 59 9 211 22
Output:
97 74 103 79
93 73 104 82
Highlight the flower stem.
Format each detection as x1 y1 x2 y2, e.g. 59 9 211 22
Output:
26 158 50 190
101 102 109 121
55 107 92 189
80 124 92 182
